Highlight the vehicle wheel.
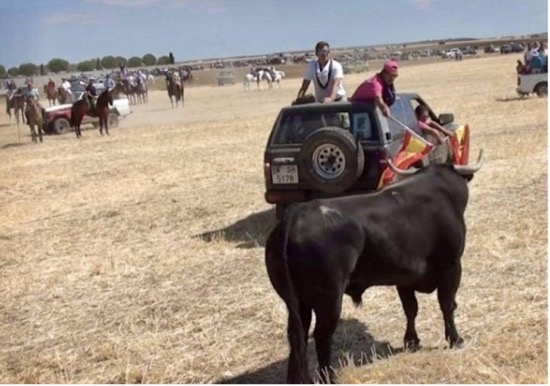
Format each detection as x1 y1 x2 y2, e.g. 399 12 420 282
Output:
299 126 365 194
52 117 71 135
275 204 287 221
108 113 119 128
535 82 547 97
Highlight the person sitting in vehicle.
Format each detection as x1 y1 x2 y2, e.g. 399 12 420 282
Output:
85 79 97 113
415 104 454 144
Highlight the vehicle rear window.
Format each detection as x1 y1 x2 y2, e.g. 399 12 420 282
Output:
273 110 378 144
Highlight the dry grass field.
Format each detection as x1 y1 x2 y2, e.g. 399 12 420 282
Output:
0 54 547 383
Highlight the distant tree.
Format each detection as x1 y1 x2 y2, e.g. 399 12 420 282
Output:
68 63 78 72
0 65 7 78
128 56 142 68
18 63 38 77
142 53 156 66
115 56 127 67
47 58 70 73
77 60 95 72
95 57 102 70
8 67 19 76
101 55 116 69
157 55 170 65
169 52 175 64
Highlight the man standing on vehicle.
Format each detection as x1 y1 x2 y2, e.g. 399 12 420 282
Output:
296 41 346 103
351 60 399 117
85 79 97 114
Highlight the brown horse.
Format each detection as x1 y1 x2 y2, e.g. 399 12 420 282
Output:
166 74 184 108
43 84 58 106
24 98 44 143
70 83 125 138
5 91 26 125
57 87 71 104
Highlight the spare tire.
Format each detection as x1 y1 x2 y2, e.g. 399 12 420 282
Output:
299 126 364 194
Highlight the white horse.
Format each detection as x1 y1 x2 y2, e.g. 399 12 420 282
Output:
272 71 283 87
147 73 155 84
243 73 257 91
257 70 273 90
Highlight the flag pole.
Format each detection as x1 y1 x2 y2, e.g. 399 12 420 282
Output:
387 115 433 146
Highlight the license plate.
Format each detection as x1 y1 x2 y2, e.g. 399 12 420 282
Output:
272 165 299 184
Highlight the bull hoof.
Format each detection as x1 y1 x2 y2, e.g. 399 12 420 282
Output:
404 339 421 352
450 336 464 349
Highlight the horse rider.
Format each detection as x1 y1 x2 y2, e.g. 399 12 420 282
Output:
85 79 98 113
105 74 115 90
24 82 40 101
6 78 17 101
47 78 55 90
172 69 181 84
61 78 73 99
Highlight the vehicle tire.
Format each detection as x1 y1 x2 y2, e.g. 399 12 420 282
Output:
534 82 548 97
52 117 71 135
108 113 119 128
299 126 365 194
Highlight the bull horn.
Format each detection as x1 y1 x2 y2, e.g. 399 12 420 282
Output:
387 159 418 176
454 149 485 175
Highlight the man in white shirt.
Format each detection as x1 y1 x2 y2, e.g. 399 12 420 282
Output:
296 41 346 103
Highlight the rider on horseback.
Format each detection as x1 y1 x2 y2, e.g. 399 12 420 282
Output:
85 79 97 113
105 74 115 90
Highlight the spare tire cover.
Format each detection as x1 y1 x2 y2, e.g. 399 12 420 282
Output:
299 126 365 194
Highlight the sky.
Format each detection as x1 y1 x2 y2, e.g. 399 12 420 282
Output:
0 0 547 69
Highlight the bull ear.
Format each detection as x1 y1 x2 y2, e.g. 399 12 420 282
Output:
453 149 484 176
387 159 417 176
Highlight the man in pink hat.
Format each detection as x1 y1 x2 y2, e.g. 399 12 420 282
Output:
351 59 399 117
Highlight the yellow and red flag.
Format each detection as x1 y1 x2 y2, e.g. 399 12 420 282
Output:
450 124 470 165
378 129 434 188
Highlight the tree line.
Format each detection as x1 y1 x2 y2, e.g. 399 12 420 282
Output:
0 52 176 78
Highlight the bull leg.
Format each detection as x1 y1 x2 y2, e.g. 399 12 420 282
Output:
313 295 342 383
38 123 43 143
397 286 420 351
437 263 464 348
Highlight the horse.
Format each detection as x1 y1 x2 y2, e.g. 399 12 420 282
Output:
166 74 183 108
243 73 257 91
43 84 58 106
181 68 193 85
24 97 44 143
57 87 71 104
5 91 26 125
135 78 148 104
256 70 273 90
70 83 125 138
121 79 138 104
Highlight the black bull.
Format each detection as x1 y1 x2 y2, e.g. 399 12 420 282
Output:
265 153 484 383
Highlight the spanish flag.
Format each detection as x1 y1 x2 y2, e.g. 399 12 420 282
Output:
378 129 434 188
450 124 470 165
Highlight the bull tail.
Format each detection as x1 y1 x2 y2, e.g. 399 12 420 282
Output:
281 208 310 383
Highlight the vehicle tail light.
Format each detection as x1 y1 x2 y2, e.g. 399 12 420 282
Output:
264 161 271 182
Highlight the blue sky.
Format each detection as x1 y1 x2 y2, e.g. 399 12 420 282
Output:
0 0 547 69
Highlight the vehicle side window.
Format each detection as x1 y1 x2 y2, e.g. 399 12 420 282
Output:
351 113 375 141
389 98 423 136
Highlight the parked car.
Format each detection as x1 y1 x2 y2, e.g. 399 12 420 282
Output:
500 44 512 54
510 43 525 53
484 44 497 53
517 73 548 97
217 70 236 86
263 93 463 219
42 93 132 135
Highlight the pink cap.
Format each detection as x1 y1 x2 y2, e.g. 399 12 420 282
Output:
383 60 399 74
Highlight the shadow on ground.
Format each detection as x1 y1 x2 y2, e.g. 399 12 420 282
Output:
1 142 25 149
495 95 533 102
194 208 276 248
217 317 400 384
